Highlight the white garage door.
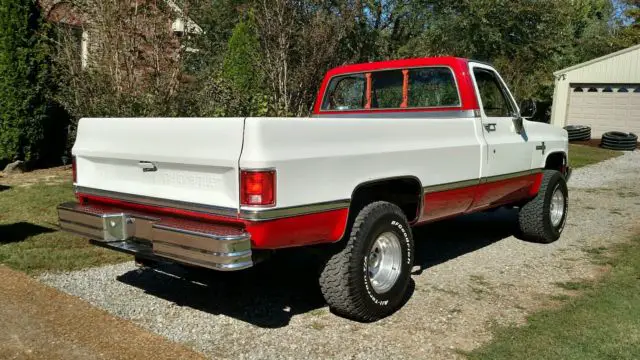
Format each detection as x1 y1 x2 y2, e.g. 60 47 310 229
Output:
567 84 640 138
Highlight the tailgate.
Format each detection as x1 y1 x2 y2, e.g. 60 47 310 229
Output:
73 117 245 211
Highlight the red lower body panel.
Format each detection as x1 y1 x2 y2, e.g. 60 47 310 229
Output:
246 208 349 249
417 173 542 224
419 186 477 222
77 192 348 250
467 173 541 212
77 172 542 250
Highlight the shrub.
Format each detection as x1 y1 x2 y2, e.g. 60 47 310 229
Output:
0 0 67 166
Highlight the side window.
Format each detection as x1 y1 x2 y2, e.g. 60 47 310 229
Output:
473 69 514 117
371 70 403 108
321 74 366 111
408 67 459 107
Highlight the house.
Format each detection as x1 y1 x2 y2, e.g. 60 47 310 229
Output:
38 0 202 69
551 44 640 138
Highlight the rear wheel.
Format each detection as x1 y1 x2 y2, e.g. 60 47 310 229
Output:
517 170 568 243
319 201 414 322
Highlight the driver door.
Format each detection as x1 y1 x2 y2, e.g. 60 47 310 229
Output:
470 63 531 178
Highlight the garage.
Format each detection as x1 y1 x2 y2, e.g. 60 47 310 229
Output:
551 44 640 138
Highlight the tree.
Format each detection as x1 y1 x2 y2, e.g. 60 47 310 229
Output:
616 0 640 46
0 0 60 165
222 17 266 115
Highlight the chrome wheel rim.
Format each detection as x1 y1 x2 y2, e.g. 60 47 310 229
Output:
368 232 402 294
550 186 565 227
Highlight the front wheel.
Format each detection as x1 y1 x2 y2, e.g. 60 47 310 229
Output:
517 170 568 243
319 201 414 322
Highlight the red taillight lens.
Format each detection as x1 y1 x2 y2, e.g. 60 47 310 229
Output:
240 170 276 206
72 156 77 183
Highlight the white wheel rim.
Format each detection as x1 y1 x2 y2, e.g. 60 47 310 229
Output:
368 232 402 294
550 186 565 227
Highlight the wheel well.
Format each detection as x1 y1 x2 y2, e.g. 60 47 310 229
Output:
350 177 422 223
545 152 566 172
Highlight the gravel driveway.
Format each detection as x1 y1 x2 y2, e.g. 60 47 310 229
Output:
40 151 640 359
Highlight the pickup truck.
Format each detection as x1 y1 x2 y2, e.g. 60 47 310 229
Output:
58 57 570 321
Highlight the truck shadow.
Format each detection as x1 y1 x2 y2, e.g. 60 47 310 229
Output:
0 222 56 244
412 207 518 273
116 208 517 328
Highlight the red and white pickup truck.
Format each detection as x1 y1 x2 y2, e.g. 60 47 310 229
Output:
58 57 570 321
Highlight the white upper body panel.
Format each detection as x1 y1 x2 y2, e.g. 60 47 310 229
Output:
72 113 567 212
240 115 484 209
73 117 245 209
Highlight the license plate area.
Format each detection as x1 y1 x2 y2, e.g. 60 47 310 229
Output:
102 213 135 241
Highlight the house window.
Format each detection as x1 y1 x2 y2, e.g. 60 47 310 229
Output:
58 25 89 69
573 87 583 92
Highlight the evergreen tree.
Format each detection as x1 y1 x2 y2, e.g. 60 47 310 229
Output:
0 0 57 164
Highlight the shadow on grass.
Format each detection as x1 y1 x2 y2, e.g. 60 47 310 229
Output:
0 222 56 244
0 185 10 192
117 208 517 328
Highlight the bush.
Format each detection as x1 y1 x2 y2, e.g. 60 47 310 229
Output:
0 0 68 166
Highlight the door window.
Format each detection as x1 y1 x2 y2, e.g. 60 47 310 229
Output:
473 69 514 117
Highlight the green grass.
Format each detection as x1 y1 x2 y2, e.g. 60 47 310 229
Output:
0 182 128 274
569 144 623 169
466 236 640 360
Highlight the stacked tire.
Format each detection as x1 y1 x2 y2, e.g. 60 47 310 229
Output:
564 125 591 142
601 132 638 151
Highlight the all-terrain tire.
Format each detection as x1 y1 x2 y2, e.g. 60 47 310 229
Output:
319 201 414 322
517 170 568 243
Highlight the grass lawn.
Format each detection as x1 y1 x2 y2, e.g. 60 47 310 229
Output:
0 182 128 274
569 144 623 169
467 235 640 360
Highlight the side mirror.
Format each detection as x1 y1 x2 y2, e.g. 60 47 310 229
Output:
513 114 524 134
519 99 537 119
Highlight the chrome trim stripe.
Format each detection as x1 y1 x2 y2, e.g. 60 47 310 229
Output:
152 223 249 242
423 179 480 194
240 199 351 221
74 186 238 218
423 169 543 193
480 169 542 184
315 110 477 119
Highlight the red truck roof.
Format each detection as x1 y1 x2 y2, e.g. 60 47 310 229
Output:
313 57 480 115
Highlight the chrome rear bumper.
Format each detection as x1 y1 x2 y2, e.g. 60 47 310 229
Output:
57 202 252 271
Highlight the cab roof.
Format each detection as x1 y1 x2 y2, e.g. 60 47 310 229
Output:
323 57 472 78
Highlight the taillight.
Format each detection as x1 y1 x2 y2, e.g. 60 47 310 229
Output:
240 169 276 206
72 156 77 183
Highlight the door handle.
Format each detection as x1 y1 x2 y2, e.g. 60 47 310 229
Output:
138 161 158 172
484 123 497 132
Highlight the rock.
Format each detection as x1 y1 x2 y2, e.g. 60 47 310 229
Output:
3 160 25 175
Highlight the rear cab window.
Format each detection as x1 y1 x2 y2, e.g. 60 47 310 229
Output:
321 67 460 112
